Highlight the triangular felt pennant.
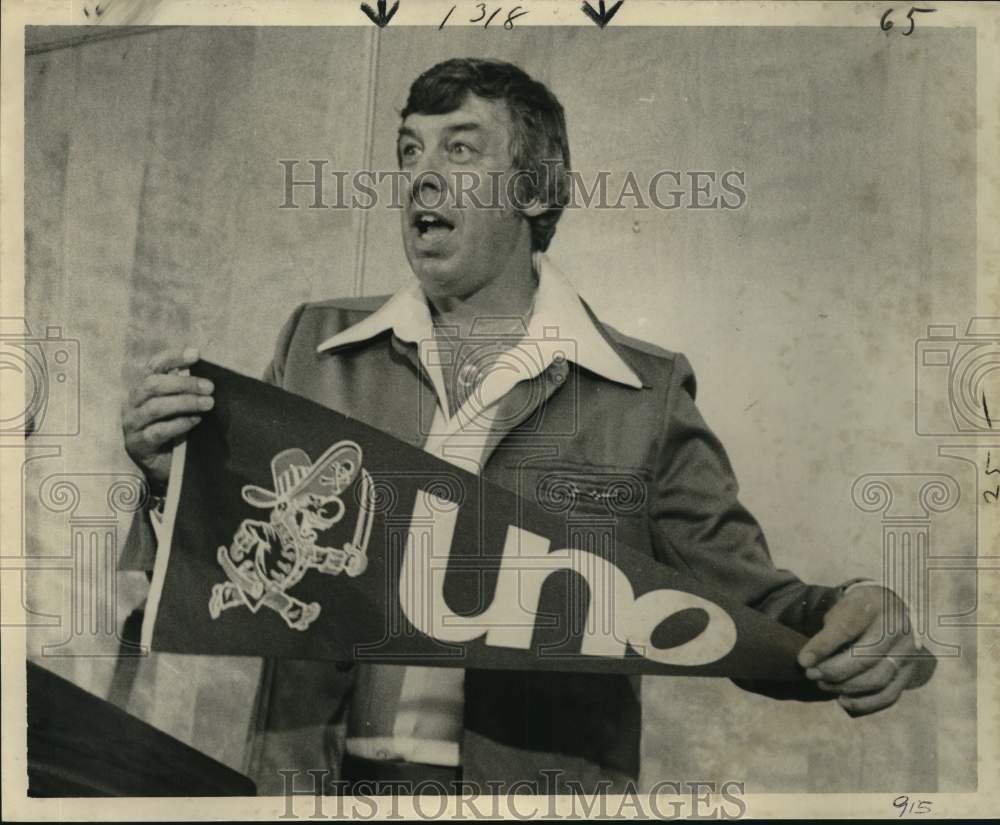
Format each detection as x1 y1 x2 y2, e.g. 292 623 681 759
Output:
142 361 810 681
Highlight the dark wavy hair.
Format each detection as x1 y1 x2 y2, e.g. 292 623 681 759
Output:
400 58 571 253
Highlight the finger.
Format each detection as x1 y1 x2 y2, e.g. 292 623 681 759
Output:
798 603 873 669
141 416 202 448
818 657 912 695
836 669 908 716
131 393 214 430
907 650 938 689
805 626 898 682
807 647 880 684
145 347 200 376
130 374 214 408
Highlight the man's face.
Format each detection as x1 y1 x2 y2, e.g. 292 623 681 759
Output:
397 94 535 301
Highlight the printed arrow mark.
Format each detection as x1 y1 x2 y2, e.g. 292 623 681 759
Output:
361 0 399 28
581 0 624 28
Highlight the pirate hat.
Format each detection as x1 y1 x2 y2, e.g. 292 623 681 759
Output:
242 440 363 509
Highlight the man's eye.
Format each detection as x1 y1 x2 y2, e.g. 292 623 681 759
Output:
400 144 420 161
449 142 476 161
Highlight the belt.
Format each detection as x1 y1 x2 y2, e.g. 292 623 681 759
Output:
340 753 462 795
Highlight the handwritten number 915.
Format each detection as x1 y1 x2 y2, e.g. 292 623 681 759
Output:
880 7 937 36
893 796 932 817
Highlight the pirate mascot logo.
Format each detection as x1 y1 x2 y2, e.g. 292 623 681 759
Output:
208 441 374 630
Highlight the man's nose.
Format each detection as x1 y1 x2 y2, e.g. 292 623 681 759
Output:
409 151 449 206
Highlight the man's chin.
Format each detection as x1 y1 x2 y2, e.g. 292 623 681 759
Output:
407 251 458 285
410 264 471 301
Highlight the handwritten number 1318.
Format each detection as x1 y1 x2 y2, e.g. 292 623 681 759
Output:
880 7 937 36
440 4 529 29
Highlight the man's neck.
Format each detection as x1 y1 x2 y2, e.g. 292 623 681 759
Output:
427 257 539 416
428 260 537 341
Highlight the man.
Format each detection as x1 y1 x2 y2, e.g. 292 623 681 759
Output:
121 58 933 794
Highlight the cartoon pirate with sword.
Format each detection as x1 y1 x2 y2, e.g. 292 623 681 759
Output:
209 440 374 630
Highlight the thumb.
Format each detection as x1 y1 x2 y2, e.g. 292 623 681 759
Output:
797 601 869 669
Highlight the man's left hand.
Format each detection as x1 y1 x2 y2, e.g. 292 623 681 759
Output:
796 584 936 717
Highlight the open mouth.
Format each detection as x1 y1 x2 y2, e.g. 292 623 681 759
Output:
411 210 455 242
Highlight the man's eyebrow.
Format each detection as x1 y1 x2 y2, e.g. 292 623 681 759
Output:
441 122 483 135
396 122 484 142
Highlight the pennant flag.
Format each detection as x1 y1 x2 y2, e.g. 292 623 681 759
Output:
142 361 810 680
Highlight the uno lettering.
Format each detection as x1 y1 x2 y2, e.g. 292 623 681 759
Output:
399 490 738 667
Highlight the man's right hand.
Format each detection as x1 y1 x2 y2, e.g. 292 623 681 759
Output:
122 347 214 495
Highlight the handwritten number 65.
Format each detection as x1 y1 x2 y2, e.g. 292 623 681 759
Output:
881 7 937 36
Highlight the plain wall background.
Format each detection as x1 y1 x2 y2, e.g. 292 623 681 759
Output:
23 25 979 791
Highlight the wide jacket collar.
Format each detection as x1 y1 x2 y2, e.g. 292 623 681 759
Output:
316 254 647 390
